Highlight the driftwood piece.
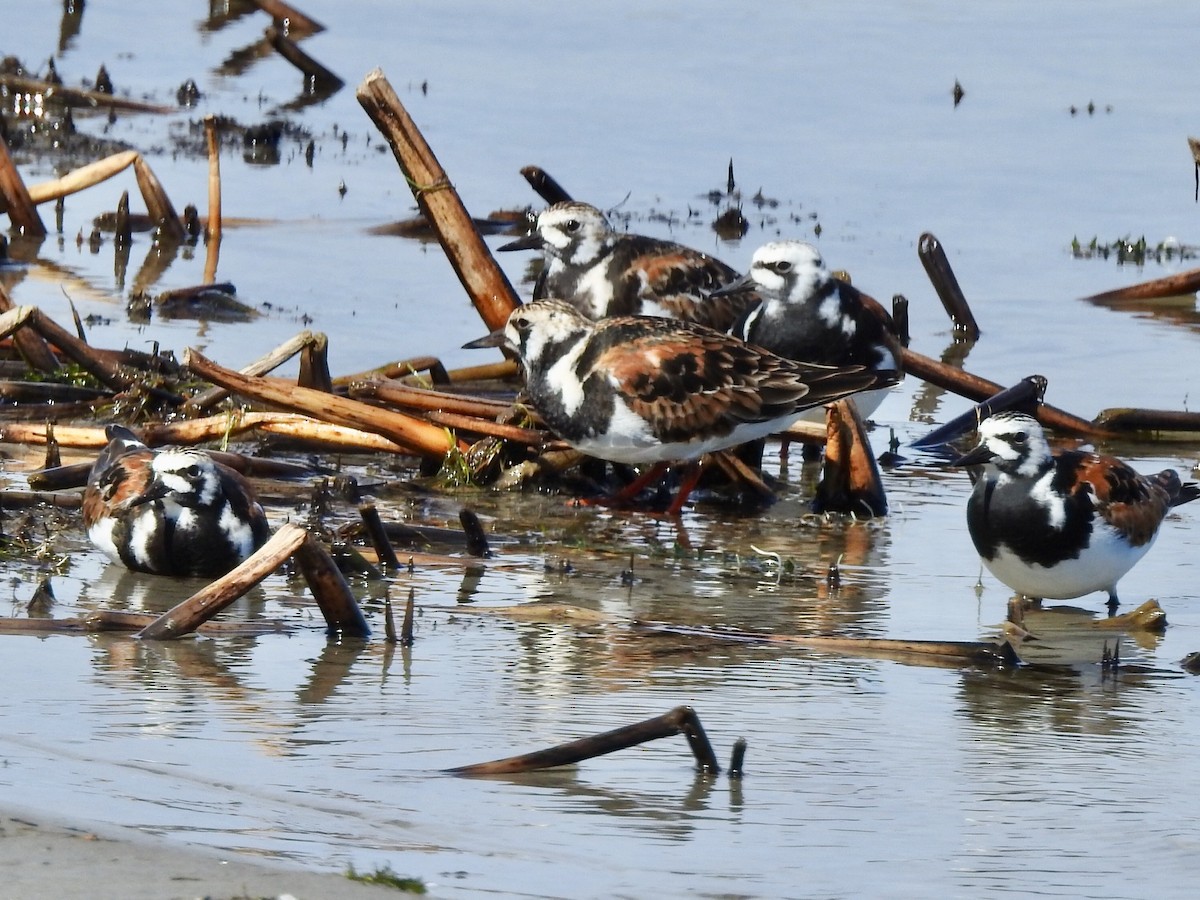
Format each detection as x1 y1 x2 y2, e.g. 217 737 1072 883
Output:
1091 408 1200 435
249 0 326 33
137 524 309 639
184 348 463 459
133 155 186 241
26 150 139 205
814 399 887 515
0 294 59 375
0 134 48 236
447 705 721 776
918 232 979 340
348 379 512 419
357 68 522 332
1080 267 1200 305
187 331 325 411
294 534 372 637
0 73 176 114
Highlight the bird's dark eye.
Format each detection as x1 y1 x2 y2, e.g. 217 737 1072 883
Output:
1012 432 1027 445
772 261 792 274
513 315 532 334
564 219 581 234
186 464 202 478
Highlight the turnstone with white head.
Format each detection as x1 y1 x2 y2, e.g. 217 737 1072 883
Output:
952 411 1198 612
82 425 271 577
465 299 898 513
716 240 904 421
497 201 754 331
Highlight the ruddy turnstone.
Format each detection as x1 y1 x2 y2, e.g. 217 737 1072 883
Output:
952 411 1198 612
82 425 271 577
497 200 753 331
717 240 904 421
464 299 898 513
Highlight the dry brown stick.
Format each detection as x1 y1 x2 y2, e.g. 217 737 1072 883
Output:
333 356 455 387
446 705 719 776
26 307 135 390
249 0 326 33
187 331 323 411
348 380 513 419
185 348 464 459
441 359 521 383
1091 408 1200 435
0 73 176 114
918 232 979 340
133 155 186 241
0 489 83 509
0 295 59 375
0 414 411 453
358 503 401 569
357 69 522 332
294 534 371 637
814 399 887 516
297 332 333 392
400 588 415 645
266 26 343 90
137 524 309 639
899 347 1103 437
636 620 1019 667
0 137 47 237
27 150 139 204
203 114 222 246
424 410 545 446
1080 267 1200 304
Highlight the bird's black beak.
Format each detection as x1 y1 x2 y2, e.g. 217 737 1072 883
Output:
950 443 995 468
129 479 171 507
463 328 510 351
497 233 544 252
709 272 756 298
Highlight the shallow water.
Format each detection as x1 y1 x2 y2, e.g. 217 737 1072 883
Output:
3 1 1200 897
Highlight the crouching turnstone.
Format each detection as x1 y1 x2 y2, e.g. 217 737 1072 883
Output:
497 200 754 331
716 240 904 422
952 412 1198 613
464 299 899 514
82 425 271 577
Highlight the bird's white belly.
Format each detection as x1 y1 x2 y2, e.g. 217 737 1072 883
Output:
985 524 1155 600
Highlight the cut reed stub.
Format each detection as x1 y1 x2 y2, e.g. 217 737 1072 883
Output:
447 705 721 777
814 399 887 516
917 231 979 340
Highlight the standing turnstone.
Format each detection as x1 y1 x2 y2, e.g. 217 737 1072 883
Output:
497 200 754 331
716 240 904 421
82 425 271 577
952 411 1198 612
464 299 898 513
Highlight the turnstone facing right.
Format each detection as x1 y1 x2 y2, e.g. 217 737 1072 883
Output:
497 200 754 331
952 411 1198 612
717 240 904 420
464 299 899 513
82 425 271 577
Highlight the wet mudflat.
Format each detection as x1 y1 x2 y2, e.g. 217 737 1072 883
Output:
2 1 1200 897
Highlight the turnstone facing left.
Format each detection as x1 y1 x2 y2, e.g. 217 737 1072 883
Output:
497 201 755 331
718 240 904 420
82 425 271 577
465 299 899 513
952 411 1198 612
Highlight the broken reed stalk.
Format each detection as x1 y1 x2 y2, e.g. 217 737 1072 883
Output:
0 298 59 374
26 150 139 204
184 347 464 459
356 69 522 332
911 375 1047 449
447 705 720 776
187 331 324 411
898 347 1102 437
133 155 186 241
348 380 512 419
203 114 222 246
0 135 47 237
401 588 415 645
0 73 175 114
1080 267 1200 304
1091 407 1200 435
814 399 888 515
0 413 411 454
137 523 309 639
297 331 333 391
918 232 979 340
249 0 326 34
334 355 459 387
294 534 371 638
358 503 401 569
635 621 1020 667
266 26 344 91
519 165 574 205
0 489 82 510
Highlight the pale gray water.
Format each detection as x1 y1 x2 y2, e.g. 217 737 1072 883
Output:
2 1 1200 897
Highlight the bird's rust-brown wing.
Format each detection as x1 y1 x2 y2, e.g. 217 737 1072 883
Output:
1069 454 1172 547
